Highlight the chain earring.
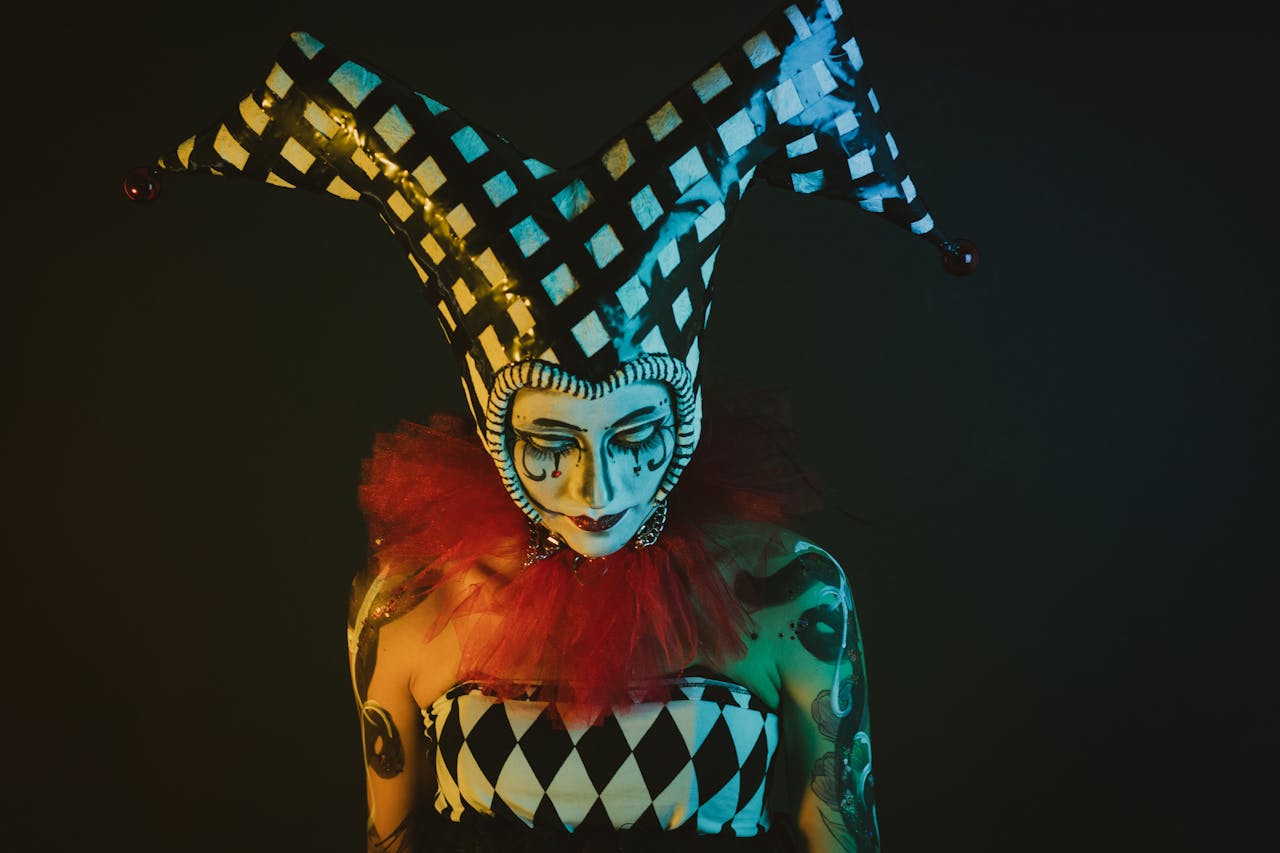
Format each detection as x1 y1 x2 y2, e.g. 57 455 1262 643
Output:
524 520 564 566
631 500 668 548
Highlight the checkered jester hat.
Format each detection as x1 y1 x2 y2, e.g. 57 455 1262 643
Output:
126 0 976 523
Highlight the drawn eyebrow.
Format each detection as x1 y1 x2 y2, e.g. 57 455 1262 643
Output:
610 406 659 428
525 406 661 432
530 418 584 432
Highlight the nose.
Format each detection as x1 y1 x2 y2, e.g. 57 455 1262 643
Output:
570 444 614 510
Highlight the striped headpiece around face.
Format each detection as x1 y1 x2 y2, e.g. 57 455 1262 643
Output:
127 0 977 524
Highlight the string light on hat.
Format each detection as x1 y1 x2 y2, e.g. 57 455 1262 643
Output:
124 0 979 520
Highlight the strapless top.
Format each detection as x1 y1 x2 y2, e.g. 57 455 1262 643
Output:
422 671 780 838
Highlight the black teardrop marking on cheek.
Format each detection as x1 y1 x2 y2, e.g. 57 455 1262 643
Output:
646 427 672 472
521 443 548 481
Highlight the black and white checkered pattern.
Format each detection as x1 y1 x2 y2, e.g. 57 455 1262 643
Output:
150 1 950 517
422 676 779 836
152 0 946 411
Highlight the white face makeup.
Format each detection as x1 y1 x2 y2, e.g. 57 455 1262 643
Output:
509 381 676 558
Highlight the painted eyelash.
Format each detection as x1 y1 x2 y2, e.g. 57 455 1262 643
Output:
514 431 576 459
516 420 668 451
610 428 665 456
519 433 662 459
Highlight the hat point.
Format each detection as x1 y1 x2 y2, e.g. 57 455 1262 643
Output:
940 238 979 277
123 167 161 203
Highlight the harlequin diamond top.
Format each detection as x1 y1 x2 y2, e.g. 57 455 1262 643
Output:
424 674 780 835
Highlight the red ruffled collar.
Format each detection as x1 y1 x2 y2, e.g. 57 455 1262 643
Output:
358 409 816 721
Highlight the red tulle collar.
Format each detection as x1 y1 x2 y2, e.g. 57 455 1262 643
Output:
358 410 815 721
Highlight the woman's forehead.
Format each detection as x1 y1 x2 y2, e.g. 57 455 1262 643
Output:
511 381 672 429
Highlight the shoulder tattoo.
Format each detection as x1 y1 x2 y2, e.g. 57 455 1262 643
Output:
349 567 438 780
736 549 858 714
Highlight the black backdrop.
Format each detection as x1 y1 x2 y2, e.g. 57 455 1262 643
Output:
6 2 1274 851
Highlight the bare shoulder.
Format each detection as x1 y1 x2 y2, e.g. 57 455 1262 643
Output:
348 560 443 651
711 523 860 684
707 520 848 603
348 556 515 711
348 559 457 702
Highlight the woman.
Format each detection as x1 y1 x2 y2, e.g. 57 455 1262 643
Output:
126 2 974 849
348 378 874 851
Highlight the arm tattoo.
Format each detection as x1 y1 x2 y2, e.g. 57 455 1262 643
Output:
361 700 405 779
349 566 438 780
811 679 878 852
740 551 877 849
367 808 418 853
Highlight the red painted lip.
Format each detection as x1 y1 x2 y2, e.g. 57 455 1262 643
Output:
570 511 628 532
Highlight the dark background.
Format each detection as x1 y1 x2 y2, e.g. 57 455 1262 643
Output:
6 2 1274 851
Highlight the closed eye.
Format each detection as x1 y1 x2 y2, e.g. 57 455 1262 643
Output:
514 430 577 455
612 422 658 447
610 420 669 455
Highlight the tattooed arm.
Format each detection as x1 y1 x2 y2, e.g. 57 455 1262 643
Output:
348 561 441 852
744 542 878 853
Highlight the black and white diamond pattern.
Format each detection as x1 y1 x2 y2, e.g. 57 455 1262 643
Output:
423 676 779 836
152 0 947 428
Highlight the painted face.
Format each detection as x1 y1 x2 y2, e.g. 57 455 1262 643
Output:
509 381 676 558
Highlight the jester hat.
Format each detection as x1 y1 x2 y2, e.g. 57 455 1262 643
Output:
126 0 976 523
